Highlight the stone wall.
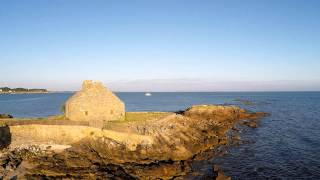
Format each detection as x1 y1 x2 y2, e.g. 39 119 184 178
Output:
6 125 153 150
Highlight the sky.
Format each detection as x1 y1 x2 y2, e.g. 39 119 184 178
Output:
0 0 320 91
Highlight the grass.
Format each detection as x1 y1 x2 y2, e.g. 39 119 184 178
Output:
103 112 172 132
0 112 171 128
0 114 88 126
124 112 171 122
0 121 7 127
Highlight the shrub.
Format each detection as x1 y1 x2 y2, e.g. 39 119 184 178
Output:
60 104 66 114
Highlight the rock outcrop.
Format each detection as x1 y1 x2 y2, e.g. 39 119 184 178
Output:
0 114 13 119
65 80 125 128
0 105 268 179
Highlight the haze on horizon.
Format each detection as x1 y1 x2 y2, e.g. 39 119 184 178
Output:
1 0 320 92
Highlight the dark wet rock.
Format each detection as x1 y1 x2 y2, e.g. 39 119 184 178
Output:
0 125 11 150
241 120 259 128
213 165 231 180
233 98 256 106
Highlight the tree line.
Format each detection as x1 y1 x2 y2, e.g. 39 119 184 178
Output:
0 87 47 92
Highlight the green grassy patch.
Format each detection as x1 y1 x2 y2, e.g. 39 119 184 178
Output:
103 112 172 132
124 112 171 122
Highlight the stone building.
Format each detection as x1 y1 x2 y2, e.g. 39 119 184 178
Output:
65 80 125 128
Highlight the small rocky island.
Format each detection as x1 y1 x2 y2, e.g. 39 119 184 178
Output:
0 80 267 179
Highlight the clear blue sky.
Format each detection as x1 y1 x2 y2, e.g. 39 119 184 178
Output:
1 0 320 91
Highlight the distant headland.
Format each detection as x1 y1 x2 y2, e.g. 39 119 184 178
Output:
0 87 48 94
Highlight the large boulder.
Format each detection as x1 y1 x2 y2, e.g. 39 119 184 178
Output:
65 80 125 128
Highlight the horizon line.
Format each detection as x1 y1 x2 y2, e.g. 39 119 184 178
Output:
47 90 320 93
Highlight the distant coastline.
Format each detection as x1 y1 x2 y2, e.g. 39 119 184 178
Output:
0 87 48 94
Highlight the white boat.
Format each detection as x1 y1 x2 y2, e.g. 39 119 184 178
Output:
145 92 152 96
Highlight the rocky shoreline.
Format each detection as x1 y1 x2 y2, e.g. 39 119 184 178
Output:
0 105 268 179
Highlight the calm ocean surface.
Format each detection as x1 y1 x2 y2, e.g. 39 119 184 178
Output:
0 92 320 179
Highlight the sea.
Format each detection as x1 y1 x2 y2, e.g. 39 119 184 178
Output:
0 92 320 179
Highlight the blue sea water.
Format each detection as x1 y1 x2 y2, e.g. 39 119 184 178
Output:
0 92 320 179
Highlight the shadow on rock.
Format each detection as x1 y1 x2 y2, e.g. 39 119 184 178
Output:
0 125 11 150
